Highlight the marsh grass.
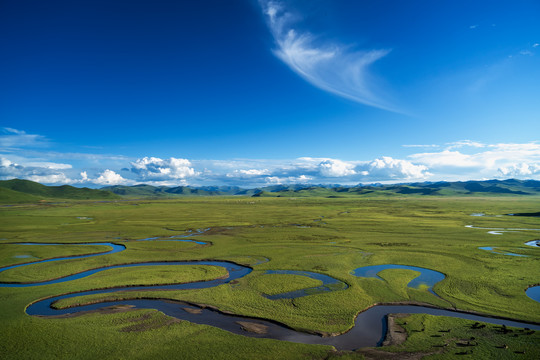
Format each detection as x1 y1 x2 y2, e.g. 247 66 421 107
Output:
1 196 539 358
383 314 540 359
248 273 323 295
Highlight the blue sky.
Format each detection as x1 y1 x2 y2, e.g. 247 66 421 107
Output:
1 0 539 187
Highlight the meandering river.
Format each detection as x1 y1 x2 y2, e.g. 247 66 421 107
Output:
1 230 539 350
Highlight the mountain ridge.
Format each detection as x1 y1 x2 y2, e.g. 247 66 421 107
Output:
1 178 540 203
102 179 540 198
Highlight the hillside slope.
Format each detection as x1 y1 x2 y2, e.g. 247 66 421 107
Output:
0 179 120 202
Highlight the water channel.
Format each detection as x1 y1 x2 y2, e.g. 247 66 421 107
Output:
1 232 539 350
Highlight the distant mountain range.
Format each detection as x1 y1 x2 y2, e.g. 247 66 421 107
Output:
101 183 313 197
103 179 540 198
1 178 540 203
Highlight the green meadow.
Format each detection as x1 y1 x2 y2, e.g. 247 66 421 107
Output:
1 197 539 359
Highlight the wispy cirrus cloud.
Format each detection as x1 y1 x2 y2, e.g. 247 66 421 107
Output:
0 128 49 148
259 0 397 112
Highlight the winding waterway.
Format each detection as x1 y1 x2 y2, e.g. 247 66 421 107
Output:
1 232 539 350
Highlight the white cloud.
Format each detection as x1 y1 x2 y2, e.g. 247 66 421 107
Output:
498 163 540 177
285 156 429 182
226 169 270 177
130 157 198 181
22 161 72 170
318 159 356 177
259 0 396 112
0 156 81 184
409 150 477 168
4 138 540 187
488 142 540 152
469 25 479 29
520 50 533 56
406 142 540 181
94 169 130 185
0 128 49 148
533 43 539 48
402 144 440 148
363 157 431 180
445 140 485 149
25 173 75 184
265 175 312 185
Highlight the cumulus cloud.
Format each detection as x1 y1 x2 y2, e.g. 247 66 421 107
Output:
259 0 396 111
130 157 198 181
4 139 540 187
265 175 312 185
294 157 429 182
361 157 431 180
498 163 540 177
94 169 130 185
406 142 540 181
0 156 80 184
318 159 356 177
25 173 75 184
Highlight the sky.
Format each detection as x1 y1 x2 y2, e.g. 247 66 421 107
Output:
1 0 539 188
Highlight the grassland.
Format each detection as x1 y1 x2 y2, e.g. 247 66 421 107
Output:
1 196 539 359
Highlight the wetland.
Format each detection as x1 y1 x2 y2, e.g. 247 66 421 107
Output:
1 197 539 359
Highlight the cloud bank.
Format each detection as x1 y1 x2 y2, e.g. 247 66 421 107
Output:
259 0 396 111
2 130 539 187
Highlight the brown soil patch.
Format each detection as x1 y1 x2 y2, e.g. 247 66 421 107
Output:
382 314 409 346
236 321 269 334
183 307 203 314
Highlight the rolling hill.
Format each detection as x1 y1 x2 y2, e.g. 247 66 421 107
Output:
0 179 120 202
1 178 539 203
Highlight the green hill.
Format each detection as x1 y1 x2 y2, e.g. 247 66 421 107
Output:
0 179 120 202
2 178 539 203
104 179 540 198
0 187 43 203
252 180 540 198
